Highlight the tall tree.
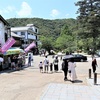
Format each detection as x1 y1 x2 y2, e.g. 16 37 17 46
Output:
56 25 76 52
76 0 100 53
40 36 54 54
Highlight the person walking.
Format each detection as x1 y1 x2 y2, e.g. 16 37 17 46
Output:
68 58 77 83
62 59 68 81
92 58 98 73
43 56 49 73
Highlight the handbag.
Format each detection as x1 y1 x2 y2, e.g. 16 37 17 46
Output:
69 70 71 73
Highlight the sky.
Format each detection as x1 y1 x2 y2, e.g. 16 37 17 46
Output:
0 0 79 20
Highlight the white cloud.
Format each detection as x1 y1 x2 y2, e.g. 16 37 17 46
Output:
0 6 15 14
50 9 60 17
65 14 69 17
17 2 32 18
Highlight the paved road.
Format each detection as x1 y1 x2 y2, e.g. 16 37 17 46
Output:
0 55 100 100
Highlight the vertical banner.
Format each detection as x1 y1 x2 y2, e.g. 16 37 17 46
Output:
1 37 16 53
24 42 36 52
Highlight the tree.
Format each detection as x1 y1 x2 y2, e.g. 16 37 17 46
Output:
55 25 76 53
76 0 100 53
40 36 54 54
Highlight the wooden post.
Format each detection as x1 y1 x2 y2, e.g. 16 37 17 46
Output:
94 73 97 85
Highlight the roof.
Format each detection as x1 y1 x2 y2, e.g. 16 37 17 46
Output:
0 15 9 26
11 27 30 31
11 32 22 38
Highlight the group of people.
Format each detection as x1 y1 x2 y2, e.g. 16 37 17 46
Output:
8 54 25 70
61 54 99 83
38 55 77 83
62 58 77 83
38 55 59 73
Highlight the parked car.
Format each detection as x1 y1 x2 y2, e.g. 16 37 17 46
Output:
96 50 100 57
63 54 87 62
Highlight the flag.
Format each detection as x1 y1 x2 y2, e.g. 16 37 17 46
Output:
1 37 16 53
24 42 36 52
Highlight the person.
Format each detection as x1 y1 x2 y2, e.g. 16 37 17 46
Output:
39 61 43 73
0 56 4 71
28 54 32 67
92 58 97 73
8 56 11 69
18 54 23 69
13 55 18 70
50 63 53 73
43 56 49 73
68 58 77 83
11 55 15 69
53 56 59 72
62 59 68 81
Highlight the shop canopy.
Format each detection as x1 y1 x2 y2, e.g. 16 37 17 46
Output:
3 48 25 55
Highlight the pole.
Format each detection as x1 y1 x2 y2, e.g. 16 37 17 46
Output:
94 73 97 85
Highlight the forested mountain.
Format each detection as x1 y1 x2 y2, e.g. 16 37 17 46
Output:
7 18 77 39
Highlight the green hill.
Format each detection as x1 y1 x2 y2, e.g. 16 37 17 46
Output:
7 18 77 38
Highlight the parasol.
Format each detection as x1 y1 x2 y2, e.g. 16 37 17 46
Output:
3 48 25 55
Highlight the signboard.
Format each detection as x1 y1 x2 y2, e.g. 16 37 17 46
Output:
1 37 16 53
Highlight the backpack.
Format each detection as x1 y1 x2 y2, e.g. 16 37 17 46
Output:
45 59 49 64
54 59 58 65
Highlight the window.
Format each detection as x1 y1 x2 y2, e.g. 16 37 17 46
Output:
28 33 30 35
35 29 37 33
21 32 25 35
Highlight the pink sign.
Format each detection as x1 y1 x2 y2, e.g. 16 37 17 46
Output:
24 42 36 52
1 37 16 53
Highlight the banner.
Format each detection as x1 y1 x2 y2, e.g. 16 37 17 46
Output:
24 42 36 52
1 37 16 53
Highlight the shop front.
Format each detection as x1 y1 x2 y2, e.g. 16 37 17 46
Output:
0 48 25 70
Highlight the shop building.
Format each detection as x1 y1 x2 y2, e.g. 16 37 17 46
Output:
11 24 39 54
0 15 11 70
0 15 11 47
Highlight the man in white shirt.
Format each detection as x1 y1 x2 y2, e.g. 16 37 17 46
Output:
43 56 49 73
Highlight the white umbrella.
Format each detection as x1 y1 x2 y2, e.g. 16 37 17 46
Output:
0 57 4 62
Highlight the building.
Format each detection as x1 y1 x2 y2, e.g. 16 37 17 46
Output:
0 15 11 70
11 24 39 54
0 15 11 47
11 32 22 47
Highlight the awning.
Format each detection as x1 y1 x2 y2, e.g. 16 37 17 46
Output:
3 48 25 55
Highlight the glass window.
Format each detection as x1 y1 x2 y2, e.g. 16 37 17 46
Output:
21 32 25 35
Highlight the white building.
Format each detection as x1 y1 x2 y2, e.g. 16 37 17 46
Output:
11 24 39 54
0 15 11 47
